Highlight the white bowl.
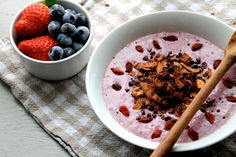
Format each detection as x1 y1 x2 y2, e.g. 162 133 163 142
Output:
86 11 236 151
10 0 93 81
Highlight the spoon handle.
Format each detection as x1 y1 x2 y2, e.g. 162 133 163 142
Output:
150 54 235 157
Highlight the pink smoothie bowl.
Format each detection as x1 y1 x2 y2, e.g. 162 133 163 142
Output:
86 11 236 151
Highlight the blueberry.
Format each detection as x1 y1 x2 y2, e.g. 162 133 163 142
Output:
50 4 65 21
63 47 75 58
61 23 76 36
66 9 77 15
62 11 76 24
75 13 87 26
48 21 61 38
49 46 64 61
57 33 72 47
73 26 90 42
72 42 84 52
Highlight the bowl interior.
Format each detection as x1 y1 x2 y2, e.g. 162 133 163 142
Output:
86 11 236 151
10 0 93 64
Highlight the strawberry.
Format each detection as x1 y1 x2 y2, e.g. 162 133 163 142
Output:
18 36 57 61
15 3 51 37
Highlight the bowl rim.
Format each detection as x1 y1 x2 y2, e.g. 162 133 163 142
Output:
86 10 236 151
9 0 93 64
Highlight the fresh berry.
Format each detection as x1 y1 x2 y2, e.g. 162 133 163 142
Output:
61 23 76 36
62 11 76 24
49 46 64 61
75 12 87 26
62 47 74 58
15 3 51 37
66 9 77 15
50 4 65 21
73 26 90 42
72 42 84 52
18 36 57 61
48 21 61 38
57 33 72 47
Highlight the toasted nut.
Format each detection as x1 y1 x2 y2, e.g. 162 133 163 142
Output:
140 82 161 102
196 79 205 89
181 62 201 73
133 98 150 110
131 87 144 99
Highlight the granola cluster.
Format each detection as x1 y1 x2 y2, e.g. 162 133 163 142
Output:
129 51 212 120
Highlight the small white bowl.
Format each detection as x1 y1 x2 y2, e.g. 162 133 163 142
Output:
10 0 93 81
86 11 236 151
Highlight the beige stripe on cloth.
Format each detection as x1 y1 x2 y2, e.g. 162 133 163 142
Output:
0 0 236 156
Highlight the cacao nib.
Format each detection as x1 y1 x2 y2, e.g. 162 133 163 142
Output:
112 82 122 91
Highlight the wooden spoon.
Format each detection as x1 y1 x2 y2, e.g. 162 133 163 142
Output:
150 31 236 157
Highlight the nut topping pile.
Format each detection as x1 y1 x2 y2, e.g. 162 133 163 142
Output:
130 52 211 118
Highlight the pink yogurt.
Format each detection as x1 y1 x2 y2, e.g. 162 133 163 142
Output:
102 32 236 143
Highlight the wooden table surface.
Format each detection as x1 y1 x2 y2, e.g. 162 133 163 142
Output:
0 0 69 156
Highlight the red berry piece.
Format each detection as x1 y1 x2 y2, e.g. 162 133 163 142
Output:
213 59 221 69
188 128 199 141
191 43 203 51
163 35 178 41
164 119 177 131
205 112 215 124
153 40 161 49
119 105 130 117
222 77 233 88
151 129 162 139
226 96 236 102
111 68 124 75
135 45 144 52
